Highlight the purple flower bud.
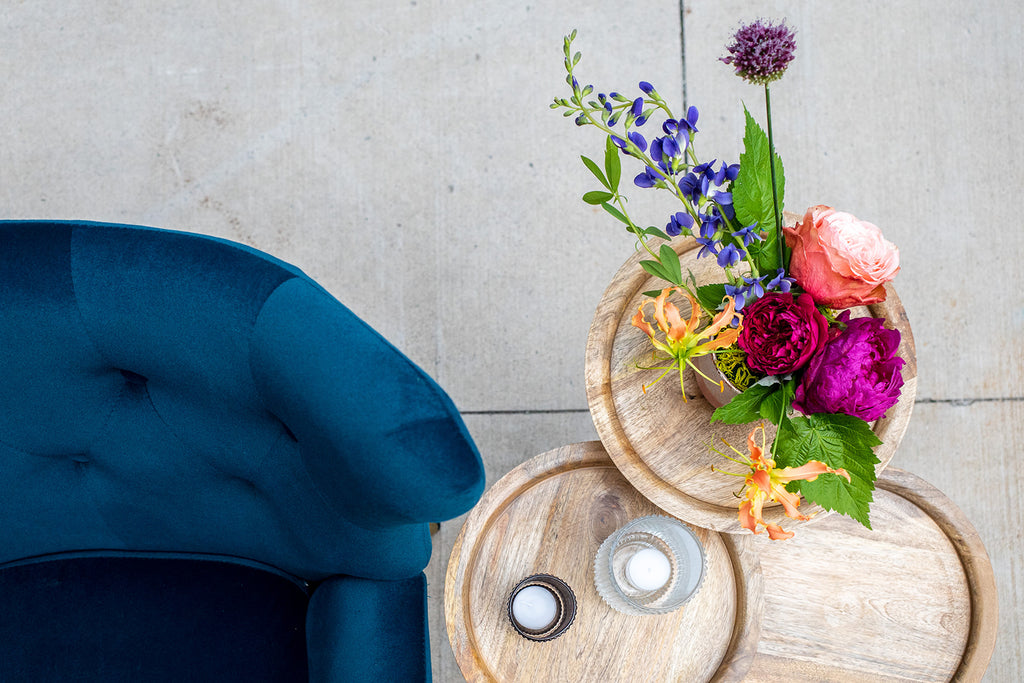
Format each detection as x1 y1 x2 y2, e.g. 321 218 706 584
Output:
628 131 648 153
638 81 655 94
722 20 797 85
610 135 627 149
631 97 644 118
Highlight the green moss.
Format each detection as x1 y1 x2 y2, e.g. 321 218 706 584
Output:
714 349 760 391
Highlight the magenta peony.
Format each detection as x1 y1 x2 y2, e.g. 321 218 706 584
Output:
783 206 900 309
792 313 904 421
738 293 828 375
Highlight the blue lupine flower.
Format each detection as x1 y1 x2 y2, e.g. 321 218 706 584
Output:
732 223 762 247
603 101 613 114
696 237 719 259
639 81 655 94
717 243 742 268
742 273 768 299
631 97 644 118
766 268 795 293
610 135 627 149
725 283 747 311
678 173 701 203
661 135 680 159
628 131 647 153
635 114 648 127
634 166 660 188
680 105 699 133
666 211 694 237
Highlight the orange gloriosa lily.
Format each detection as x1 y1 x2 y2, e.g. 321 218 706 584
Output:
714 424 851 539
630 286 741 398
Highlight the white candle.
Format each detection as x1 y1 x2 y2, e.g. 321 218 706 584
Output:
626 547 672 591
511 585 558 630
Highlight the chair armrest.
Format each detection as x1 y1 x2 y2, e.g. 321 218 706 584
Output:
306 574 431 683
251 277 484 529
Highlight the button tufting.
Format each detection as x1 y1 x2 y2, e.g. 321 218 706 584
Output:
118 369 148 385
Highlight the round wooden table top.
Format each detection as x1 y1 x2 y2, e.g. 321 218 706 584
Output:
444 442 997 682
584 228 918 533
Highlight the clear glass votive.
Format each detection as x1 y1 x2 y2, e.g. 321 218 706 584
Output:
593 515 707 616
507 574 577 641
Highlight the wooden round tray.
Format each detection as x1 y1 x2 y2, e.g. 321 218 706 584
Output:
585 229 918 533
444 443 996 682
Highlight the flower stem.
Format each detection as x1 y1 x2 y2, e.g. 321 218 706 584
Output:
764 84 784 268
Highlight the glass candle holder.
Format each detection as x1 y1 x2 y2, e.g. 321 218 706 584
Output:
507 574 577 641
593 515 707 616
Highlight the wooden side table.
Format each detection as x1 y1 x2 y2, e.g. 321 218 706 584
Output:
445 442 996 682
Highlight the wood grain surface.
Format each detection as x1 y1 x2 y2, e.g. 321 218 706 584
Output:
445 443 996 682
445 441 763 682
584 214 918 533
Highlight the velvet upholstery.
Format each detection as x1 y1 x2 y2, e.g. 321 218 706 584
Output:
0 220 485 681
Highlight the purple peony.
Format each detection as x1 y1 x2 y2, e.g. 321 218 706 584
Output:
721 19 797 85
738 293 827 375
792 313 905 421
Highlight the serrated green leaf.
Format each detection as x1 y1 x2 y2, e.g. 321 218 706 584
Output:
711 383 777 424
601 202 628 224
658 244 683 284
581 156 610 190
732 106 785 274
695 283 727 314
775 413 881 528
604 136 621 192
639 259 670 282
583 190 614 205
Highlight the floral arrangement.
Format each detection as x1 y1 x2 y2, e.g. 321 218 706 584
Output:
552 22 905 538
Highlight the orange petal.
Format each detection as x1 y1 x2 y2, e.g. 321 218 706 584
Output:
773 485 810 521
662 300 689 342
775 461 849 484
630 306 656 339
766 524 795 540
738 500 759 534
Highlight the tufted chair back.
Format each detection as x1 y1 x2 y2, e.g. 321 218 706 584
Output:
0 220 484 681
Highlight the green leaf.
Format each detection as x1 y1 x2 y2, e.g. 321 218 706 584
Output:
759 379 795 424
711 383 777 424
695 283 727 314
604 136 621 192
639 259 670 282
775 414 882 529
583 191 614 205
732 106 785 274
601 203 628 224
581 155 610 190
642 289 664 297
645 226 671 241
658 244 683 284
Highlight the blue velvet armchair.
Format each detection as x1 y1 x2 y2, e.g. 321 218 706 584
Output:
0 220 485 681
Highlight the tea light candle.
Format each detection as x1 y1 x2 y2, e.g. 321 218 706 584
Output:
626 547 672 591
511 584 558 631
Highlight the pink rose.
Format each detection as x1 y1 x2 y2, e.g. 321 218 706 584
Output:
783 206 900 309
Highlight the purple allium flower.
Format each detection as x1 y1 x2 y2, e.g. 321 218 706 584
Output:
793 313 905 421
721 19 797 85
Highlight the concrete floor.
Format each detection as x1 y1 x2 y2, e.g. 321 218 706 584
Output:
4 1 1021 680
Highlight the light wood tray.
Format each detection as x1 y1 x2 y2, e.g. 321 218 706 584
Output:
585 228 918 533
444 443 996 682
